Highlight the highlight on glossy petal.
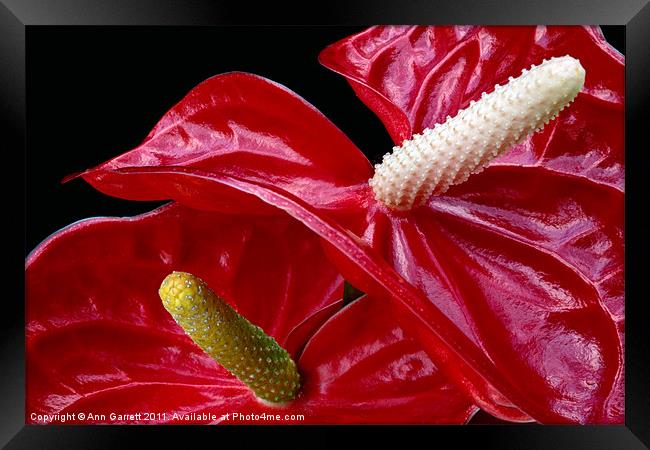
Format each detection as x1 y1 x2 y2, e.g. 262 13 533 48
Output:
159 271 301 403
369 55 586 210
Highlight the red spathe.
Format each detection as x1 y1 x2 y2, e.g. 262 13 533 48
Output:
44 26 623 423
26 203 475 424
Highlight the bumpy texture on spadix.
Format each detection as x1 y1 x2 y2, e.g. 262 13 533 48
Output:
369 55 586 210
159 271 301 403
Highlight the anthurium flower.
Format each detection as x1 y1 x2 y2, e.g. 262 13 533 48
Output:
26 203 476 424
65 26 623 424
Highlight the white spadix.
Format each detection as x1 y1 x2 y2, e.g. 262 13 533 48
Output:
369 55 586 210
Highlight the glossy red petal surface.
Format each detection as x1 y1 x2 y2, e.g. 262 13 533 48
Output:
26 203 344 423
77 72 372 214
61 26 623 423
93 167 597 423
296 295 477 423
110 161 624 423
363 199 622 423
437 168 625 422
321 26 624 423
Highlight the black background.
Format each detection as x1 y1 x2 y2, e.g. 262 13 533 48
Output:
26 26 624 253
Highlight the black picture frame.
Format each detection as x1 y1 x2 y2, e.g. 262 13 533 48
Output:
4 0 649 448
